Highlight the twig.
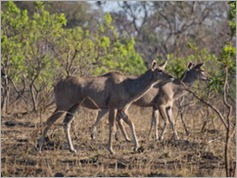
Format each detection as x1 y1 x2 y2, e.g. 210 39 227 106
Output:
181 82 228 129
207 137 222 144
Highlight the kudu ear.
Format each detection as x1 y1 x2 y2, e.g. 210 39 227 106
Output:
159 60 168 70
151 60 158 71
187 62 194 69
195 62 204 68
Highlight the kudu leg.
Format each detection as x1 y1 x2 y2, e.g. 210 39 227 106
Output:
159 106 169 140
148 114 155 140
63 104 79 153
118 111 140 151
38 109 64 151
179 110 190 136
167 107 179 140
108 109 117 154
116 117 131 142
178 96 189 136
91 109 108 140
154 109 160 140
148 109 160 140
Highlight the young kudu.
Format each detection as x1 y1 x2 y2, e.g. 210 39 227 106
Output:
91 62 208 141
38 60 173 154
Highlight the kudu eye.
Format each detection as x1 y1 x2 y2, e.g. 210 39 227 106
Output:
157 69 163 73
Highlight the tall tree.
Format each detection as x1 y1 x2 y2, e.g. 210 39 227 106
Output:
98 1 230 62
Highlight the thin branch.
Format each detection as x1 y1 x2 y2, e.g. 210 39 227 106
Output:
181 82 228 129
223 67 233 128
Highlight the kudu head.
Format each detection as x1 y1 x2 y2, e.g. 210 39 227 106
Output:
184 62 209 81
151 60 173 81
158 60 168 70
1 70 7 80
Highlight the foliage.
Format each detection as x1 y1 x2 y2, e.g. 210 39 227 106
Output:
2 2 67 111
1 1 235 113
228 1 236 38
1 2 235 177
1 2 146 112
92 13 146 75
165 41 235 98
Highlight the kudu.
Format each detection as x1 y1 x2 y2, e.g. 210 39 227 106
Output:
38 60 173 154
91 62 208 141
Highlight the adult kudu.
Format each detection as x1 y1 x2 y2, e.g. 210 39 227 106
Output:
91 62 208 141
38 60 173 154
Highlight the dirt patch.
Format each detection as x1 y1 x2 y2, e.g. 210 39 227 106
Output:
1 107 234 177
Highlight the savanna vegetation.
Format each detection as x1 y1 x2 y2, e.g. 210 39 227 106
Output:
1 1 236 177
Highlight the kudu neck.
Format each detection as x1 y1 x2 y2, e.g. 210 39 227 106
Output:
180 70 197 87
124 69 157 102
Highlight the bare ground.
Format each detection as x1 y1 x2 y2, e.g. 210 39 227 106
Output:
1 105 236 177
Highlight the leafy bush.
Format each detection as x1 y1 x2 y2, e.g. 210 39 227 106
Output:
1 2 146 112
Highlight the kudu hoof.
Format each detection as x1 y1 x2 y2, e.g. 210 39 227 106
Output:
37 146 43 153
125 138 131 142
159 136 164 140
109 149 115 155
107 146 115 155
69 148 77 153
171 134 179 140
37 139 44 152
90 134 95 141
186 131 191 136
133 146 144 153
115 134 119 141
110 150 115 155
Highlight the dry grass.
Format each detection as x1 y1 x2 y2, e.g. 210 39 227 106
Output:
1 104 236 177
